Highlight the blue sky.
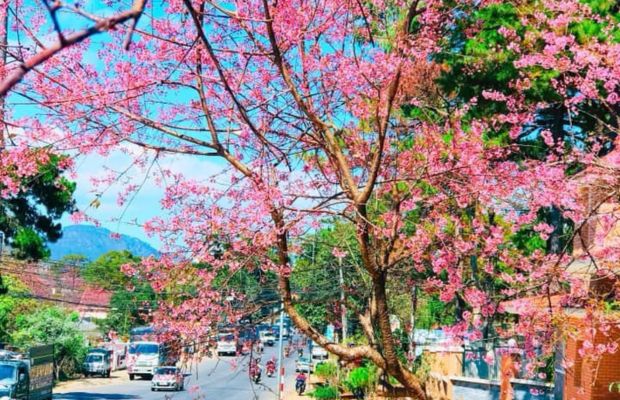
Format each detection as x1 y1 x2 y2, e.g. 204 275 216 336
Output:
7 1 229 248
61 148 227 249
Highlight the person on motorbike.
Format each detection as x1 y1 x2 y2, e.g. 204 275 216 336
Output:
249 360 262 383
266 359 276 376
297 348 304 357
295 371 307 394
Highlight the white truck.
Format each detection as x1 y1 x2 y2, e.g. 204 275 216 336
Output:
127 341 173 380
311 345 328 369
216 334 238 357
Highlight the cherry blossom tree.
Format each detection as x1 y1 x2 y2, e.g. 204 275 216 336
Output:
2 0 620 397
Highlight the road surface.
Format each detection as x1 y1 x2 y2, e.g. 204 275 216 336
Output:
54 340 306 400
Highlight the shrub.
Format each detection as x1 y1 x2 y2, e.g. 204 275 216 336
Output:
310 385 340 399
315 361 338 380
344 364 378 391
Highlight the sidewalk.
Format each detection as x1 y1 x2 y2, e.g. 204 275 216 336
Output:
282 374 321 400
54 369 129 393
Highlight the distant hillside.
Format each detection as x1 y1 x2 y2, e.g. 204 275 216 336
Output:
49 225 159 261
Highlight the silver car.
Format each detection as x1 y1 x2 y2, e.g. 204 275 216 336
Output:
295 357 313 373
151 366 185 391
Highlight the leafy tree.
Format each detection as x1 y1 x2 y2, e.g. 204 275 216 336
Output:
98 282 157 337
82 250 140 290
5 0 620 397
0 275 37 344
12 307 87 379
81 250 157 337
0 154 76 260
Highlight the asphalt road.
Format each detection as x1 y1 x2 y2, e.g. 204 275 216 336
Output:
54 340 304 400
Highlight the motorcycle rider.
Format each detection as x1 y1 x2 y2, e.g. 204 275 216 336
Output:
266 358 276 377
295 371 307 394
249 359 262 383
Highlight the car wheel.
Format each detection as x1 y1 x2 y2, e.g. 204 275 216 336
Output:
151 388 156 391
129 374 134 381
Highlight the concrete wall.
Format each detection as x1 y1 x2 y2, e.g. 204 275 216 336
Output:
425 348 463 400
451 377 554 400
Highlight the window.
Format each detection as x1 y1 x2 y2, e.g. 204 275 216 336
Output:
85 354 103 363
0 365 16 383
129 344 159 355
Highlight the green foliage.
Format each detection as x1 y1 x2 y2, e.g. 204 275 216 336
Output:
0 275 37 344
314 361 338 380
415 294 456 329
98 282 156 338
81 250 157 337
12 228 50 260
291 221 365 332
309 385 340 399
344 364 378 391
0 154 76 260
12 307 87 379
82 250 139 290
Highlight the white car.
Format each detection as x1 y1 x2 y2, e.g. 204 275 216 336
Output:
259 332 276 346
216 334 238 356
295 357 313 373
151 366 185 391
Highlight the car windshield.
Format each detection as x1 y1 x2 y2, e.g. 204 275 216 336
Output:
155 367 176 375
0 365 16 383
218 334 234 342
129 344 159 354
85 354 103 363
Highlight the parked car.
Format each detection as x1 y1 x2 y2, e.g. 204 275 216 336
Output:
295 357 313 373
259 331 276 346
151 366 185 392
83 349 112 378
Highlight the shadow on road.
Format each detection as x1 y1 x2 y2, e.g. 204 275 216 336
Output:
54 394 140 400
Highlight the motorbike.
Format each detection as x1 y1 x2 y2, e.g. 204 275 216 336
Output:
284 346 290 357
251 370 261 384
296 379 306 395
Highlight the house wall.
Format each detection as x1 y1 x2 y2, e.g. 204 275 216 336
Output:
563 322 620 400
451 377 554 400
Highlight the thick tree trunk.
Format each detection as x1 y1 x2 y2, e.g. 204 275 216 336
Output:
271 212 426 399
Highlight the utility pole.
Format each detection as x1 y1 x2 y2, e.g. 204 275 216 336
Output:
275 303 285 399
338 256 347 343
0 2 8 148
408 285 417 365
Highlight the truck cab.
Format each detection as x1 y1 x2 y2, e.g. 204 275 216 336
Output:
0 345 53 400
83 349 112 378
0 360 28 399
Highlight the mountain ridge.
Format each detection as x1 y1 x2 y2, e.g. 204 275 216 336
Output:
48 225 159 261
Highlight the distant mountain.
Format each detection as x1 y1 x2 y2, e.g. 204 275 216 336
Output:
48 225 159 261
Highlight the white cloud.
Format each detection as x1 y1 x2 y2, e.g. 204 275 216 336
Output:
63 145 227 247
